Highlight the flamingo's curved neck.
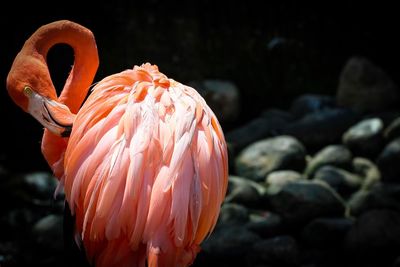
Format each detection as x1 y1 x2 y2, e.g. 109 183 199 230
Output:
24 20 99 114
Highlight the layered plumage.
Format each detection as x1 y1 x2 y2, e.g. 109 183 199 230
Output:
6 20 228 267
63 64 228 266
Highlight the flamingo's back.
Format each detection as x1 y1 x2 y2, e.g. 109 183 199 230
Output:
62 63 228 267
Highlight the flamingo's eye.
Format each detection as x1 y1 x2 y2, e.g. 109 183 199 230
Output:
23 86 33 96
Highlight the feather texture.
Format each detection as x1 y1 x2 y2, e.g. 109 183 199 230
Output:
63 64 228 267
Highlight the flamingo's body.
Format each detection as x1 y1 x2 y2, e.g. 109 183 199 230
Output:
7 20 228 267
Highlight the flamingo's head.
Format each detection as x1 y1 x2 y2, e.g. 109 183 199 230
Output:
6 52 74 137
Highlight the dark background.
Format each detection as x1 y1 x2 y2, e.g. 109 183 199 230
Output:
1 1 400 173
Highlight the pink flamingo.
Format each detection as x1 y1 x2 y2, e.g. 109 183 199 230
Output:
6 20 228 267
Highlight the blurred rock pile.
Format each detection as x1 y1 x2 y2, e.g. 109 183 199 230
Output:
0 171 65 266
194 56 400 267
1 56 400 267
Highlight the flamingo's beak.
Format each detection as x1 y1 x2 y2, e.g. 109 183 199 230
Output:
26 88 75 137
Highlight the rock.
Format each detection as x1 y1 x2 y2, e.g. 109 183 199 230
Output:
364 110 400 126
336 56 400 113
345 209 400 264
352 157 381 190
225 175 266 208
226 109 293 153
347 183 400 216
0 241 19 267
235 136 306 182
384 116 400 141
201 225 261 262
305 145 353 177
265 170 303 194
268 180 346 226
22 172 58 199
342 117 384 158
217 203 250 227
32 214 63 252
266 170 303 186
260 108 295 122
346 190 370 217
188 79 240 123
376 137 400 183
290 94 335 119
313 166 362 198
246 211 283 238
0 171 59 209
249 235 299 266
280 108 360 151
0 209 37 239
301 217 354 247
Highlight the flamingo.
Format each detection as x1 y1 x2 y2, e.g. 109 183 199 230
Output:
6 20 228 267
